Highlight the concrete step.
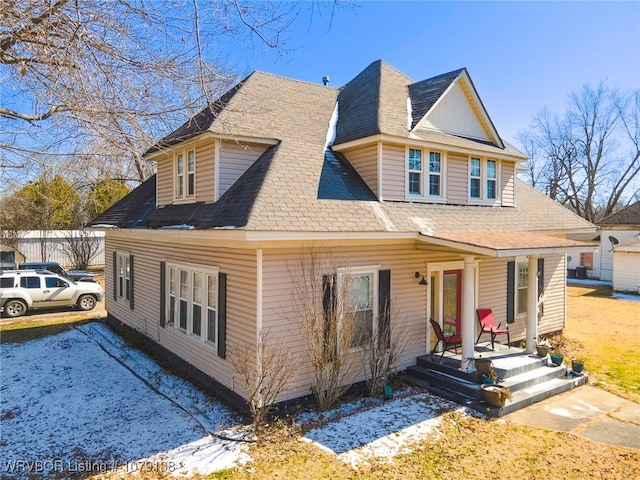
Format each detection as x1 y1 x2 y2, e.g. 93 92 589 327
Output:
499 363 567 392
482 373 589 417
406 365 481 399
490 354 550 379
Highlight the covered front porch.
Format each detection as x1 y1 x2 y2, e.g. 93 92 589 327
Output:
417 231 597 374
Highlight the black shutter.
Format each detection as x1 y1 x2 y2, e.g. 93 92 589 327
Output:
159 261 166 327
506 261 515 324
538 257 545 316
217 272 227 359
378 269 391 349
129 255 134 310
322 274 336 359
113 252 118 302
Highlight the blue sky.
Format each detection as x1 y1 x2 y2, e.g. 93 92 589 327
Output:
230 1 640 145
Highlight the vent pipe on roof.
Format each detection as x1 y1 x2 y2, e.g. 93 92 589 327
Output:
322 75 330 86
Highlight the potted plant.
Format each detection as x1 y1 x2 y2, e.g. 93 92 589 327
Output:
571 358 584 374
535 337 551 357
549 351 564 366
480 384 513 408
474 357 497 384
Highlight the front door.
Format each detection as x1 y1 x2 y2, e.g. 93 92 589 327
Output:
443 270 462 336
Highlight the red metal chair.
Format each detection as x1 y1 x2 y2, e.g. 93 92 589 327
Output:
429 318 462 363
476 308 510 350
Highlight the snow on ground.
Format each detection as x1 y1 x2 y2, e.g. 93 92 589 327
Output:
0 322 249 478
301 393 473 468
1 320 483 477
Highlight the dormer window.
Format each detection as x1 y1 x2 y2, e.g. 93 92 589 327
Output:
408 149 422 194
175 149 196 199
469 157 499 202
406 148 444 200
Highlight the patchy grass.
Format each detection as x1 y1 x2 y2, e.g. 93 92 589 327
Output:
563 284 640 402
0 317 96 343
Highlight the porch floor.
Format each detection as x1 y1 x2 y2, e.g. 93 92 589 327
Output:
406 342 588 417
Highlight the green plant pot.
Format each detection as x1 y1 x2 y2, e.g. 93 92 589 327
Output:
550 354 564 366
572 360 584 374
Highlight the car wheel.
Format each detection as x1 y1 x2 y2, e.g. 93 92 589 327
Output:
4 299 27 318
77 295 97 311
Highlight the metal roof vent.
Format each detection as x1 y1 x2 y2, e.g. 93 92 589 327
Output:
322 75 330 86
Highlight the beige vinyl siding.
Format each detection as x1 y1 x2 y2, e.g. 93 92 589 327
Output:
156 155 173 206
501 161 515 207
261 244 468 402
218 141 268 199
477 255 565 343
447 153 468 204
105 232 257 395
343 144 379 197
196 142 216 203
381 144 405 200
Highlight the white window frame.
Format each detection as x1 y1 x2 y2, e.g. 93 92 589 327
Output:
337 265 379 351
116 252 130 302
408 148 422 195
468 157 500 204
174 148 196 201
405 147 446 201
166 261 219 346
516 259 528 317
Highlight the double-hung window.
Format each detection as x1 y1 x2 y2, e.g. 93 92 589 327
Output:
470 158 481 199
338 267 379 350
429 152 441 196
408 149 422 195
517 262 528 315
166 262 218 346
175 149 196 199
469 157 499 202
486 160 497 200
407 148 443 199
117 253 131 301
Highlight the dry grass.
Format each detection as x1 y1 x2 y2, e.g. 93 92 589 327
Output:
563 284 640 403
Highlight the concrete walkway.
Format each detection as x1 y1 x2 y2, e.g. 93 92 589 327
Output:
507 385 640 450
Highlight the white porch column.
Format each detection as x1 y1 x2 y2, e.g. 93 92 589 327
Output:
525 254 539 353
461 255 476 371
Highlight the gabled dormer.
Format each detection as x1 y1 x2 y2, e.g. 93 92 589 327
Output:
331 61 526 208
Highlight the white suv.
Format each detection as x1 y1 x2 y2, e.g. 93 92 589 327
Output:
0 270 103 318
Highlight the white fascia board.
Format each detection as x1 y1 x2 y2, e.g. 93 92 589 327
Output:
333 134 527 163
143 132 279 161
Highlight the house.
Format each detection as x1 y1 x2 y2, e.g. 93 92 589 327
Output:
597 201 640 283
89 60 596 407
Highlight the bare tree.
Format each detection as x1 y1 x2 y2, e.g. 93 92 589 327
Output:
60 229 101 269
361 302 408 397
290 249 360 411
229 331 297 435
518 83 640 222
1 0 349 187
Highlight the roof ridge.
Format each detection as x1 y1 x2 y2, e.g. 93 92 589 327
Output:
248 69 339 91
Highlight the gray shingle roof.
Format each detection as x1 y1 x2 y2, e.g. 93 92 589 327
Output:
599 201 640 226
91 61 593 236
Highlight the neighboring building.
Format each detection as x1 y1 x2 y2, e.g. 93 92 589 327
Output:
7 231 106 267
90 60 596 405
597 202 640 282
612 234 640 294
0 244 25 271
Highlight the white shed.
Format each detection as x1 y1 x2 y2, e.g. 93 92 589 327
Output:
612 234 640 294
